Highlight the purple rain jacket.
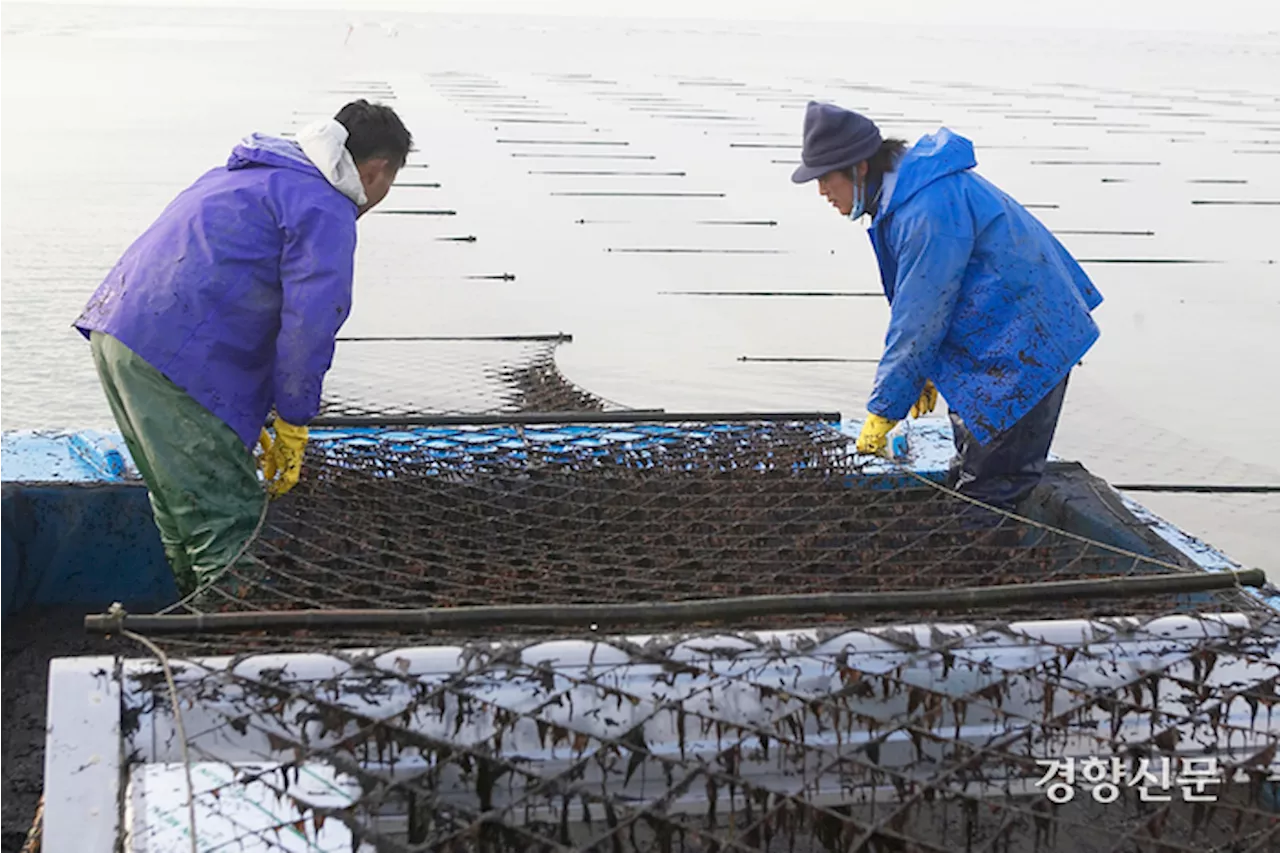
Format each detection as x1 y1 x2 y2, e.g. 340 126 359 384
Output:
75 134 359 449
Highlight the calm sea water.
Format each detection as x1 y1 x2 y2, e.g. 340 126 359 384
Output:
3 3 1278 571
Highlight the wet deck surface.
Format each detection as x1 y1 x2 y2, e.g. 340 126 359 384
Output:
2 11 1278 558
0 609 125 852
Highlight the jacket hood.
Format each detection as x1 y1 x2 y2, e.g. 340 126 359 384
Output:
227 134 322 176
877 128 977 220
226 126 368 207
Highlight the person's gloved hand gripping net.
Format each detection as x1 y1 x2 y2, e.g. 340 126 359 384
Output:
257 421 308 499
791 102 1103 510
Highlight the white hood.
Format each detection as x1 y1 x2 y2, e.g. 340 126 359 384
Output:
295 119 368 207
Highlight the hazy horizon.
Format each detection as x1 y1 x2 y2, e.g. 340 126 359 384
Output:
4 0 1280 36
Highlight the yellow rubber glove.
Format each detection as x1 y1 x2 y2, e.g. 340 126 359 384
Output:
910 380 939 419
261 419 309 498
256 428 275 477
855 413 898 457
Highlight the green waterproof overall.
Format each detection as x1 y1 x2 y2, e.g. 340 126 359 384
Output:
90 331 266 596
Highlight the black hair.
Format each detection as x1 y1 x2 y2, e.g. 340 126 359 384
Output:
841 138 908 215
334 100 413 169
867 138 908 180
842 138 909 184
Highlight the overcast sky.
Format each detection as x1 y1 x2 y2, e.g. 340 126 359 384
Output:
7 0 1280 34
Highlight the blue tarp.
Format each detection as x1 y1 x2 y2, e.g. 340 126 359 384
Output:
2 483 177 617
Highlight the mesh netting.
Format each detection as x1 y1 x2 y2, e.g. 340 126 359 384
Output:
153 419 1266 648
124 609 1280 853
317 337 620 419
96 349 1280 852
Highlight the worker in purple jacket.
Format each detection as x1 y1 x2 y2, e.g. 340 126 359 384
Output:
74 100 412 595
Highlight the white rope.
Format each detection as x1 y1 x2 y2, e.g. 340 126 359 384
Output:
20 795 43 853
899 467 1198 572
113 608 199 853
849 423 1252 592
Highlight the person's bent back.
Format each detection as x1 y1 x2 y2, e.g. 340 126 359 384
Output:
74 100 412 597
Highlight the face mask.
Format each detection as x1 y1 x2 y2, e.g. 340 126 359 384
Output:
847 176 867 222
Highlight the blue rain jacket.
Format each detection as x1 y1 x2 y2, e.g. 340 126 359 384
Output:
75 135 359 449
865 129 1103 445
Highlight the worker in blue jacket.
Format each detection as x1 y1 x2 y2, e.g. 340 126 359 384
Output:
791 102 1104 509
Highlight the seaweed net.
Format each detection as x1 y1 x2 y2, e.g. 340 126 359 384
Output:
160 419 1265 637
123 608 1280 853
317 336 620 419
105 344 1280 852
